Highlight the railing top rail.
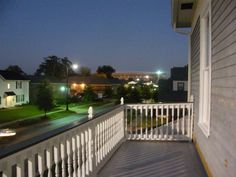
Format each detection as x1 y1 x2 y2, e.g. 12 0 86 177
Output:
126 102 193 107
0 105 123 159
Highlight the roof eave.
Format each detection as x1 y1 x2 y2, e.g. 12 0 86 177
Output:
171 0 196 29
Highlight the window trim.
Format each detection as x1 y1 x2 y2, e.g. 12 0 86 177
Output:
198 2 211 137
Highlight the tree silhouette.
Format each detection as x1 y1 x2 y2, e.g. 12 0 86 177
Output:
79 66 91 76
35 56 74 79
96 65 115 78
36 80 54 118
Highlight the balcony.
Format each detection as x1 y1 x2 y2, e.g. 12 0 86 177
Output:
0 102 207 177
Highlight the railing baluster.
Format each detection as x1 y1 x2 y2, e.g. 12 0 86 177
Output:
72 136 77 177
38 152 44 177
177 105 180 137
156 105 159 140
166 105 169 139
85 130 89 176
125 106 128 139
81 132 85 177
187 104 191 139
161 105 163 139
130 106 133 138
76 135 81 177
60 141 66 177
182 105 186 136
150 105 153 139
171 105 174 139
46 148 52 177
145 106 148 139
53 145 60 177
135 106 138 139
16 160 24 177
140 106 143 139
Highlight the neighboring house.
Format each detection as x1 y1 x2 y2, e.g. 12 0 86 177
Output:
158 66 188 102
0 70 29 108
69 76 123 97
173 0 236 177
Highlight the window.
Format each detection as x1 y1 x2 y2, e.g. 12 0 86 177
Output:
21 95 24 102
7 83 10 89
198 3 211 137
16 81 22 89
177 82 185 91
16 95 24 103
16 95 20 103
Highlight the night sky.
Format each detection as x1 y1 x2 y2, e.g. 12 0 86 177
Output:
0 0 188 75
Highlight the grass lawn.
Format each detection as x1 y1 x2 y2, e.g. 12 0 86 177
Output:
0 100 115 124
0 105 61 124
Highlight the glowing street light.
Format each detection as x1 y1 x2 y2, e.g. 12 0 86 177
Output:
156 70 163 84
60 86 66 92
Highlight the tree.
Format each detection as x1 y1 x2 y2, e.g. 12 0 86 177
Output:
5 65 26 75
140 85 152 100
82 86 97 102
35 56 75 79
36 80 54 118
116 85 127 99
104 87 114 98
127 87 141 103
96 65 115 78
79 66 91 76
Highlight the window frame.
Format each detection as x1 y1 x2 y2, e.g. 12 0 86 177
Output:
198 2 212 137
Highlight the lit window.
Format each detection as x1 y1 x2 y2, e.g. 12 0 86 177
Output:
198 3 211 137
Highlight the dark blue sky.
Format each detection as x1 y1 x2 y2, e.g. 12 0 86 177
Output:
0 0 188 74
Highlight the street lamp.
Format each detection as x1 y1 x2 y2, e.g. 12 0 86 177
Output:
66 64 79 111
156 70 163 84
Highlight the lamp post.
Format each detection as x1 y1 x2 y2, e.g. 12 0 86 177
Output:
66 64 78 111
156 70 163 85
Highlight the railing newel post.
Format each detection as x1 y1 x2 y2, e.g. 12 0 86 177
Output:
88 106 93 119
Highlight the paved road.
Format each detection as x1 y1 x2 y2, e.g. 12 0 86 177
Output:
0 103 116 150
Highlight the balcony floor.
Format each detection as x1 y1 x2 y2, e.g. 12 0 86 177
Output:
98 141 207 177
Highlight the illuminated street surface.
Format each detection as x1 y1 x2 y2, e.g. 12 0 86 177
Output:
0 104 115 151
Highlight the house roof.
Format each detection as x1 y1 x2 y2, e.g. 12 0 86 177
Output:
69 76 123 85
27 75 64 84
170 66 188 80
171 0 196 28
4 91 16 96
0 70 28 80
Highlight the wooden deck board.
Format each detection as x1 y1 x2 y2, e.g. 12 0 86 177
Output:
98 141 208 177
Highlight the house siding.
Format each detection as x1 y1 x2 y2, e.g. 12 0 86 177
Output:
191 1 236 177
191 18 200 126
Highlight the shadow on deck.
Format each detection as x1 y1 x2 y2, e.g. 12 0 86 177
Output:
98 141 207 177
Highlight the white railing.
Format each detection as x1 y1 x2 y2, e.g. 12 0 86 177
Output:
0 106 125 177
0 102 194 177
125 103 193 141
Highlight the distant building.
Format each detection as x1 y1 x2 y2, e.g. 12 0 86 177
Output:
29 75 123 102
112 72 164 82
0 70 29 108
158 66 188 102
69 76 123 97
